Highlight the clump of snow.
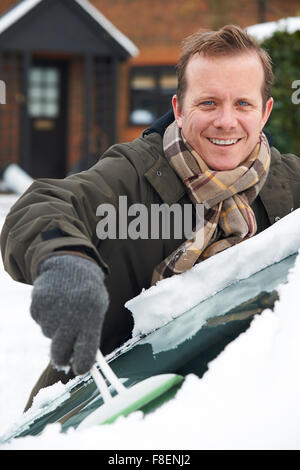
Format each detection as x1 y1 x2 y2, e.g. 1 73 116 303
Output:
30 381 69 412
127 209 300 337
2 164 34 195
247 16 300 41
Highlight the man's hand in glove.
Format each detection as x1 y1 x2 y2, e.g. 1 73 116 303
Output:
30 254 109 375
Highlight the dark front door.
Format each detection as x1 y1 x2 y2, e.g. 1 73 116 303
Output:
28 59 68 178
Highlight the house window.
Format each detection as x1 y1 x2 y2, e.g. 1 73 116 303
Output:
28 67 60 118
129 66 177 125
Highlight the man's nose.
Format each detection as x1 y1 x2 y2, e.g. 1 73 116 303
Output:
213 105 238 130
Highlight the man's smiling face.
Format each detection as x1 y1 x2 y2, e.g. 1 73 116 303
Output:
172 52 273 170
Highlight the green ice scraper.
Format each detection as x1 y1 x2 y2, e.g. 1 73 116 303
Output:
77 350 183 430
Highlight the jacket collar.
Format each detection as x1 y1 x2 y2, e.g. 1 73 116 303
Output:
144 154 186 205
259 147 294 224
143 133 187 205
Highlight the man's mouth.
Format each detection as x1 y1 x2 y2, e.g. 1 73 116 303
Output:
207 137 242 146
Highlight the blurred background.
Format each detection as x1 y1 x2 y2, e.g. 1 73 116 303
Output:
0 0 299 181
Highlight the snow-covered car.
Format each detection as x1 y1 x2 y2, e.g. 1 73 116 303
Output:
0 205 298 445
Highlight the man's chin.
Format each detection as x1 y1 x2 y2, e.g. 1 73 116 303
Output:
203 154 244 171
209 163 239 171
202 146 252 170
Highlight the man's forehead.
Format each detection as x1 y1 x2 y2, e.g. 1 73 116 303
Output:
184 51 265 96
186 51 264 76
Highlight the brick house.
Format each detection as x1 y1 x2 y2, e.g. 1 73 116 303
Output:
88 0 300 144
0 0 138 178
0 0 299 178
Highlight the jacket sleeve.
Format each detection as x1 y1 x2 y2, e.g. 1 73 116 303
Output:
0 143 146 285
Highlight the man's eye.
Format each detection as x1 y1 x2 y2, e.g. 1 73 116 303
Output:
201 101 214 106
238 100 249 106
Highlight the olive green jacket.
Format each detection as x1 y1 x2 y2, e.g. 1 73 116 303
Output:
1 131 299 354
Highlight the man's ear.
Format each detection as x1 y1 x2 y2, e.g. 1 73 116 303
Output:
172 94 183 128
261 97 274 129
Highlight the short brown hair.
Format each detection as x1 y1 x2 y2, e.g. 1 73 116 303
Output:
176 24 274 110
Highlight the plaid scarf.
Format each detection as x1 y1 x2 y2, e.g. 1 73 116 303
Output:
152 121 271 285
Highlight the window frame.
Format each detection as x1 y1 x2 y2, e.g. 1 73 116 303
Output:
129 65 177 126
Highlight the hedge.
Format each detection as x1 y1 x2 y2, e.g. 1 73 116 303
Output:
261 29 300 156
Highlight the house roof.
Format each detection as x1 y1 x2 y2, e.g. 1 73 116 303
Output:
246 16 300 41
0 0 139 57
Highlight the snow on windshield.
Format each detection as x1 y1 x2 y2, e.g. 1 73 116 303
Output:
127 208 300 337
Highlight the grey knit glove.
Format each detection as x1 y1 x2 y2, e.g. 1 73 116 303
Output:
30 255 109 375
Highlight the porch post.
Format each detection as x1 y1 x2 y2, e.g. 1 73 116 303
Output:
20 50 31 174
83 53 93 157
111 58 118 144
0 50 3 104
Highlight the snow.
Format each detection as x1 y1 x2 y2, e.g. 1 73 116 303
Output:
0 194 300 449
127 208 300 337
74 0 139 57
0 0 42 35
246 17 300 41
0 0 139 57
2 164 34 195
0 196 51 432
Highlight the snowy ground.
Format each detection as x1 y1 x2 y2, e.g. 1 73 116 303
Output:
1 194 300 450
0 196 51 432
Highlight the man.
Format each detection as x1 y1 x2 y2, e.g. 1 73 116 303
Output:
1 25 300 410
